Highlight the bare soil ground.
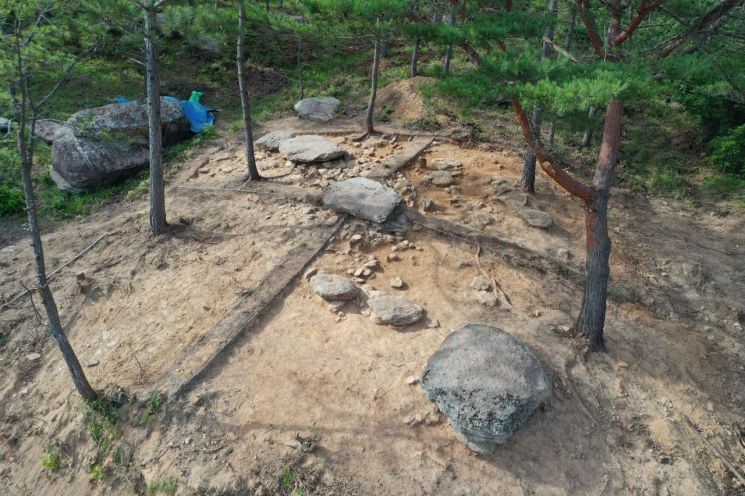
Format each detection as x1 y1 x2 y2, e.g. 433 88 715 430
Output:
1 114 744 495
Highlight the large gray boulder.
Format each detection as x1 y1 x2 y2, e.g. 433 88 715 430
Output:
279 135 345 163
33 119 65 143
322 177 400 223
367 295 423 326
255 130 296 152
421 325 551 454
0 117 10 133
51 99 191 191
294 97 340 122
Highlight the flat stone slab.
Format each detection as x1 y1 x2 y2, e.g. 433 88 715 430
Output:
431 158 462 170
426 171 454 187
421 325 551 454
279 135 345 163
255 130 296 151
518 207 553 228
294 97 340 122
310 272 358 301
322 177 401 223
367 295 423 326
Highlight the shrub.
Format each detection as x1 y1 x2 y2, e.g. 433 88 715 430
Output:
709 124 745 175
0 186 25 216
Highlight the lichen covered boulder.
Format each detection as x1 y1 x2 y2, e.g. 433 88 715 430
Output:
421 324 551 454
51 99 191 191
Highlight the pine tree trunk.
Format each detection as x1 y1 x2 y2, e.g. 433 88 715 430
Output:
14 78 97 402
442 5 455 77
238 0 261 181
297 35 304 100
521 0 557 193
365 38 381 134
581 107 597 147
574 100 623 351
144 6 167 235
410 39 419 78
548 120 556 147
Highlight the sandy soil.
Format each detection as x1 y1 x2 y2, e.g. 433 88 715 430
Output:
1 117 744 495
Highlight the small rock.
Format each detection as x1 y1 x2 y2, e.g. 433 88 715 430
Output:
471 276 492 292
431 158 462 170
518 207 553 228
86 359 100 367
475 290 498 307
406 376 420 385
386 253 400 262
368 295 424 326
304 267 318 280
350 234 363 244
390 277 404 289
364 259 380 269
426 171 454 187
420 197 435 212
310 272 358 301
362 268 372 277
327 301 346 313
26 353 42 361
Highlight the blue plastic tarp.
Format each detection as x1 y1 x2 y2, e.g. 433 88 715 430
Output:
113 95 215 134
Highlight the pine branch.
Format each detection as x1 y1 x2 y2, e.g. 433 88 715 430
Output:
657 0 745 58
614 0 666 46
575 0 608 59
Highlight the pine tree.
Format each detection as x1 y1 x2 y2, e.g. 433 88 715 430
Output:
300 0 411 134
2 0 98 402
237 0 261 181
426 0 745 351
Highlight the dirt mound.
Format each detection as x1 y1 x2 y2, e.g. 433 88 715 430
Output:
375 76 436 124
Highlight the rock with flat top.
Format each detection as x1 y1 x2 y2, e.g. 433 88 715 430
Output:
322 177 401 223
518 207 553 228
368 295 423 326
279 135 345 163
431 158 462 170
310 272 358 301
425 171 454 187
255 130 296 151
421 325 551 454
294 97 340 122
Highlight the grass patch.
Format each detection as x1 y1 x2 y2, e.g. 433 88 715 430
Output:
403 115 441 132
146 477 179 496
41 445 62 472
139 392 164 424
0 185 25 217
702 174 745 196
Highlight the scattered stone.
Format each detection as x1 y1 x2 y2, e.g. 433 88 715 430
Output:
386 253 400 262
425 171 454 187
322 177 401 223
471 276 491 292
406 376 419 385
390 277 404 289
279 135 345 163
427 319 440 329
26 353 42 361
364 259 380 269
420 324 552 454
368 295 424 326
255 130 296 151
349 234 363 244
294 96 340 122
327 301 347 313
86 359 100 367
518 207 553 228
556 248 571 261
431 158 462 170
362 268 372 277
303 267 318 280
309 272 358 301
420 197 435 212
354 268 365 277
475 290 498 307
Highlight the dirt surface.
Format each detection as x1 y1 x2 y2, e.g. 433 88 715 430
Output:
1 119 745 495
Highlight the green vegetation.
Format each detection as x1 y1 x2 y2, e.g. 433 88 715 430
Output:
146 477 179 496
139 392 164 424
41 445 62 472
90 464 105 482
